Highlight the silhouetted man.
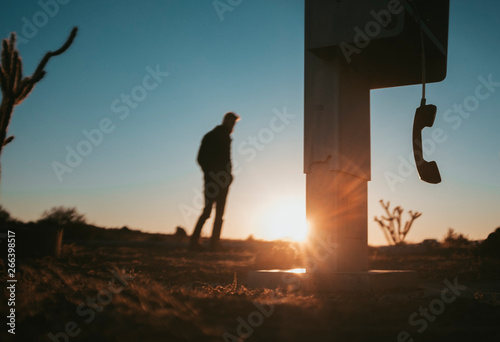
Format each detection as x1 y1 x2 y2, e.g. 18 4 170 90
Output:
190 112 240 252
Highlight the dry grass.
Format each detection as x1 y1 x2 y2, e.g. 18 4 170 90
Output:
1 239 500 342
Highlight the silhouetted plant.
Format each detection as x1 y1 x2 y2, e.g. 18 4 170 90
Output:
374 199 421 245
480 227 500 258
38 206 86 227
174 226 187 238
443 228 471 247
0 205 21 226
0 27 77 196
0 204 11 223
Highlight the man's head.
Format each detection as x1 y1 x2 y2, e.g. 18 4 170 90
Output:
222 112 240 133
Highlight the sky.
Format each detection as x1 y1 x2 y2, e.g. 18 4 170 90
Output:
0 0 499 246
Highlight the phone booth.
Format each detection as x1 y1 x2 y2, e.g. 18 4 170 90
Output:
247 0 449 291
304 0 449 285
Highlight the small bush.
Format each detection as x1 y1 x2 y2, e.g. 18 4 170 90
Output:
174 226 188 238
0 205 11 223
0 205 22 227
480 227 500 258
38 206 87 227
374 200 422 245
443 228 471 247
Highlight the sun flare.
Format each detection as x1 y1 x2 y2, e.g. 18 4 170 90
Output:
259 198 309 242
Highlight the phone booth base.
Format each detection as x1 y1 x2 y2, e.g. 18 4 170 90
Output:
246 269 418 292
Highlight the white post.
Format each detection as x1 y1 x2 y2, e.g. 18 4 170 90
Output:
304 49 371 273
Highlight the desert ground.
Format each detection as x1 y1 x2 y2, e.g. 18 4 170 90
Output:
1 224 500 342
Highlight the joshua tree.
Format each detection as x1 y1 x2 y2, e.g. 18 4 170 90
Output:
0 27 78 196
374 199 422 245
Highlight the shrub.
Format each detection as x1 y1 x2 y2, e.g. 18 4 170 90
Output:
174 226 187 238
480 227 500 258
38 206 87 227
443 228 471 247
0 205 11 223
374 200 422 245
0 205 21 226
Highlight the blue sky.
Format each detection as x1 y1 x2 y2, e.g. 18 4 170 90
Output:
1 0 499 245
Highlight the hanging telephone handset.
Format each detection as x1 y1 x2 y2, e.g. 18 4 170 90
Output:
410 0 442 184
413 99 441 184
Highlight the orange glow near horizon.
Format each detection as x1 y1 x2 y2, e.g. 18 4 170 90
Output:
258 198 309 242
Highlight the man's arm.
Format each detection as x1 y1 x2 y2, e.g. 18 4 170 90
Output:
197 134 210 172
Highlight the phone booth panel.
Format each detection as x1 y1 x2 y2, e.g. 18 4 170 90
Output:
305 0 449 89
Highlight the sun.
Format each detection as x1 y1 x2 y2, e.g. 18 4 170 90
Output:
259 198 309 242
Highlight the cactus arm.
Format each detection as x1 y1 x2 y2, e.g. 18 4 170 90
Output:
3 135 14 146
28 27 77 85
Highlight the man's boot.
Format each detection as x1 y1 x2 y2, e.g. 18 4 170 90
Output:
189 216 207 251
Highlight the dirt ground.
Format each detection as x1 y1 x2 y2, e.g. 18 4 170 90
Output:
1 238 500 342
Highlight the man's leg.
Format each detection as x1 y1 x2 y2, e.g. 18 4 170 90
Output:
210 186 229 250
190 178 215 247
190 204 212 246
